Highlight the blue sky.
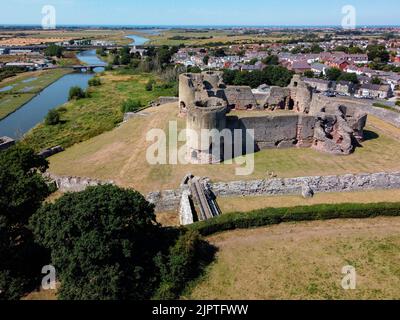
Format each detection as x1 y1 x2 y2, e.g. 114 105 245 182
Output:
1 0 399 26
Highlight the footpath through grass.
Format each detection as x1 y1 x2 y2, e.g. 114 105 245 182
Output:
0 69 71 120
22 71 176 151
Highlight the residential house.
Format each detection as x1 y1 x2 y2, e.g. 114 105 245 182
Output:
358 84 393 99
335 81 356 96
311 63 328 76
303 78 333 92
289 60 311 73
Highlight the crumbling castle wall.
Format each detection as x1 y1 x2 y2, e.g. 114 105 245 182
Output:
227 114 316 149
224 86 258 110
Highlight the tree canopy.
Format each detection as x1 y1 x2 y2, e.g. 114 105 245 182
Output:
223 65 294 88
0 145 52 300
30 185 214 300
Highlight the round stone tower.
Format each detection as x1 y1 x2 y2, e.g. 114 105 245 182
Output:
179 73 197 116
186 97 228 164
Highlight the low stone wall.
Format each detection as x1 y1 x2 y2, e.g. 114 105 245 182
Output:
211 172 400 197
44 173 114 192
150 96 179 107
146 189 183 212
147 172 400 213
362 105 400 128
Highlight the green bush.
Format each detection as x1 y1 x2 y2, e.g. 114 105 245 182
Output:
189 202 400 237
145 80 155 91
45 109 60 126
121 99 143 113
88 77 101 87
68 86 86 101
153 230 215 300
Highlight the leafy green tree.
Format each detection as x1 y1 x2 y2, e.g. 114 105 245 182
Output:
187 66 202 73
338 72 359 84
96 48 107 57
303 70 315 78
326 68 343 81
112 55 120 66
30 185 160 300
367 45 390 63
0 145 52 300
223 66 293 88
262 55 279 65
44 44 63 58
372 77 382 85
348 46 365 54
203 55 210 66
120 52 131 65
310 44 324 54
248 58 258 65
45 109 60 125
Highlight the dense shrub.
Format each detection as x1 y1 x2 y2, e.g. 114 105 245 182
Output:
45 109 60 125
154 230 215 300
121 99 143 113
68 86 86 100
88 77 101 87
0 66 26 82
189 202 400 237
145 80 155 91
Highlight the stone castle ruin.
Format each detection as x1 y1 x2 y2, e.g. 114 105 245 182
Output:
179 71 368 163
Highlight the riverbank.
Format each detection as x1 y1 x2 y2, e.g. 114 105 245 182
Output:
0 69 72 120
22 71 176 151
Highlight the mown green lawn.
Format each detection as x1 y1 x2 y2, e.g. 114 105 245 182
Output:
22 71 176 151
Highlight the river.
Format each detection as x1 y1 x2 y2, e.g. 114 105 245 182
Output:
0 50 107 139
0 33 150 139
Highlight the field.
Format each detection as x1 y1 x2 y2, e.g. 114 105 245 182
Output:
218 189 400 213
0 29 136 46
186 217 400 300
47 102 400 194
22 71 176 150
0 69 71 120
145 29 292 46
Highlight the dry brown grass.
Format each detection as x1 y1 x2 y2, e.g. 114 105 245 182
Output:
218 189 400 213
22 288 58 300
187 217 400 300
